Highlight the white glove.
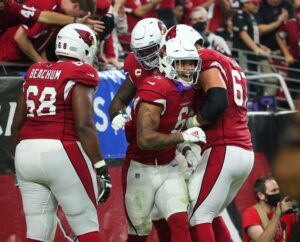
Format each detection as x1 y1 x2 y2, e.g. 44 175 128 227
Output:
177 142 191 154
181 127 206 143
186 115 201 129
111 113 131 131
185 150 199 169
185 151 201 180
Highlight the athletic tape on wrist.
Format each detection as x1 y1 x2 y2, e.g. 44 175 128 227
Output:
181 132 189 142
94 160 106 169
275 210 282 217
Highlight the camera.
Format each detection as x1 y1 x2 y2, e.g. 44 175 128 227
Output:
285 207 298 214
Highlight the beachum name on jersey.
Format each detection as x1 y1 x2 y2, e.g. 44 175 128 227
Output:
29 69 62 80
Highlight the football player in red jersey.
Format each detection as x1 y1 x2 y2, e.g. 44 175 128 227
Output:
168 26 254 242
11 23 111 242
161 24 231 242
162 24 254 242
110 18 201 242
123 37 206 242
109 18 167 132
110 17 173 242
0 0 104 35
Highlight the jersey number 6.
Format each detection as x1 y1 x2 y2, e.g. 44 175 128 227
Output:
232 70 247 107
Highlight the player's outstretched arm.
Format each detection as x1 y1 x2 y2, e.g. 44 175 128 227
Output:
38 11 105 33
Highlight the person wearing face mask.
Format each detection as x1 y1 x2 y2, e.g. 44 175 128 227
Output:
242 175 298 242
189 6 231 56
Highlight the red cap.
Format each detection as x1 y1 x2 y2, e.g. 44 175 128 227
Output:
96 0 111 16
252 0 261 4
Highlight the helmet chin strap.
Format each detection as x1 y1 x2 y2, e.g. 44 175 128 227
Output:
144 55 159 69
174 80 192 92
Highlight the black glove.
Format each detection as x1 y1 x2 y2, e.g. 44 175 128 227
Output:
94 161 112 203
98 14 115 41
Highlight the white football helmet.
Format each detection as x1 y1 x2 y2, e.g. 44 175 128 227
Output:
161 24 204 48
131 18 167 70
55 23 97 65
159 38 201 90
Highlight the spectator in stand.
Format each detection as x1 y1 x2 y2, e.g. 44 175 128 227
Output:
229 0 241 9
0 0 104 36
276 6 300 98
157 0 176 28
0 0 5 11
232 0 269 69
174 0 185 24
242 176 298 242
96 0 126 70
232 0 277 96
257 0 293 52
0 0 96 63
118 0 161 53
113 0 128 35
292 0 300 15
216 9 235 50
96 0 115 43
190 6 231 56
109 0 127 67
184 0 230 32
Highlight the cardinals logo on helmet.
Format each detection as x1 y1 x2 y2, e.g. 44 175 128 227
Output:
159 44 167 58
165 26 177 41
75 29 95 47
157 21 167 35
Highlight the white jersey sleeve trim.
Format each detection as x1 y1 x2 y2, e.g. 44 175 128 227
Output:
64 80 76 101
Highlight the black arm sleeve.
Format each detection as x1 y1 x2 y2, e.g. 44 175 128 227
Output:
199 87 228 122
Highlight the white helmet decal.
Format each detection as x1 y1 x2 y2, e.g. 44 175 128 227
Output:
161 24 204 48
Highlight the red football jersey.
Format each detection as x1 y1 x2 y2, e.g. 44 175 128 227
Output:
20 60 99 141
124 52 159 157
125 73 195 165
195 49 252 151
0 0 41 34
124 52 158 89
160 0 175 9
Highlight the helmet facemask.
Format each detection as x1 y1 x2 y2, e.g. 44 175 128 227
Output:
172 58 201 91
132 42 160 70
